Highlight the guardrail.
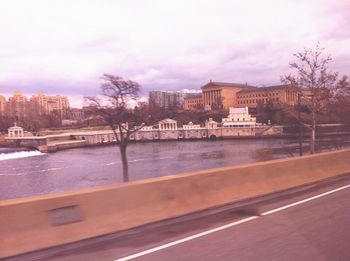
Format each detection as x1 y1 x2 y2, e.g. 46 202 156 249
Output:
1 148 350 258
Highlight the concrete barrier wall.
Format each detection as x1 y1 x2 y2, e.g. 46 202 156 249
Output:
1 149 350 258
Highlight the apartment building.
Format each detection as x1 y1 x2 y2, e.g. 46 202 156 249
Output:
7 91 28 119
149 90 199 109
0 95 6 116
30 92 70 116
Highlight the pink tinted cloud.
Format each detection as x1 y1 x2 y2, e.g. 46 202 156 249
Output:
0 0 349 101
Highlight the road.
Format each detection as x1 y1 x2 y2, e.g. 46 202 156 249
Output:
5 173 350 261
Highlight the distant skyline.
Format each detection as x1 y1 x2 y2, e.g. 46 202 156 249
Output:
0 0 349 107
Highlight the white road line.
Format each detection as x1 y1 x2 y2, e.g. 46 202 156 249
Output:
261 183 350 216
114 217 258 261
114 183 350 261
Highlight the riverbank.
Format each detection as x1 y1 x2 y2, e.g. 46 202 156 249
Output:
3 124 350 153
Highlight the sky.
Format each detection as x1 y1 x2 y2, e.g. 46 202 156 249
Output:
0 0 349 107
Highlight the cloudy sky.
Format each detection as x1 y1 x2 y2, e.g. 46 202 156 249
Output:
0 0 349 107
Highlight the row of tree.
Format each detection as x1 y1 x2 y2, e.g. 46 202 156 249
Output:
0 111 62 133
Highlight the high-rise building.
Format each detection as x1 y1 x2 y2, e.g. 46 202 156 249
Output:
149 90 201 109
30 92 70 116
30 92 47 115
149 91 182 108
7 91 28 119
0 95 6 116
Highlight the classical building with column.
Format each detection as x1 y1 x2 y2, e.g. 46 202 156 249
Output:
201 81 255 110
158 118 178 130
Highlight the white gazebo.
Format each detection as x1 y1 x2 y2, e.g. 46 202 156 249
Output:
158 119 178 130
8 123 24 138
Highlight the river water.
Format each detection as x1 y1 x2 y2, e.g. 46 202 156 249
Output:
1 136 349 200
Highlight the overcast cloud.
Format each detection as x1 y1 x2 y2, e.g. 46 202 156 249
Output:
0 0 349 107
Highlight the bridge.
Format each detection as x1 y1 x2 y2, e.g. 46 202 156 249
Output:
1 149 350 260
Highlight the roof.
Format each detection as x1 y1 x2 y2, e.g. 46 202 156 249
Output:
229 107 249 114
8 126 23 130
184 94 202 100
159 118 177 123
237 84 290 94
201 81 256 89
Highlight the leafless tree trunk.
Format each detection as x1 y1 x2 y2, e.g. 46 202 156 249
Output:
119 142 129 182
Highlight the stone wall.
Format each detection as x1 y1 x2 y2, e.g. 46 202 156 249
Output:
2 148 350 258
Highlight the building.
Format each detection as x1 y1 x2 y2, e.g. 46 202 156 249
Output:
29 92 46 115
69 108 85 121
46 95 69 115
158 118 178 130
149 90 201 109
183 121 201 129
201 81 255 110
0 95 6 116
236 85 298 108
0 91 71 120
7 123 24 137
149 91 183 108
30 92 70 116
183 94 203 110
7 91 28 119
222 107 256 127
205 118 218 129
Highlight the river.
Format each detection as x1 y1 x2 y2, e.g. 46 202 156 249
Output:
1 136 349 200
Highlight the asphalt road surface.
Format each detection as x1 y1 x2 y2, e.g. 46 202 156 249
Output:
5 173 350 261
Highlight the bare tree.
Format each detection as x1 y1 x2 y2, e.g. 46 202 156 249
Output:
86 74 156 182
333 75 350 101
282 43 338 154
329 75 350 123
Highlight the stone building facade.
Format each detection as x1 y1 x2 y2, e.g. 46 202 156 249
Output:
236 85 298 108
183 82 313 111
183 94 203 110
201 81 254 110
